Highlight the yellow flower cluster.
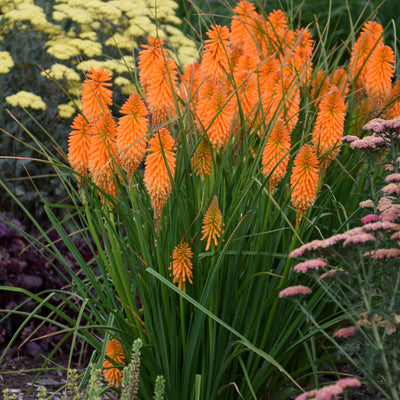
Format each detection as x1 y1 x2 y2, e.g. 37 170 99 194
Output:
0 51 14 74
2 0 197 118
5 91 47 111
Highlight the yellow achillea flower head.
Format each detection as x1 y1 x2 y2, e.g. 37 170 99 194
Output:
103 339 126 387
290 144 320 218
192 138 212 179
0 51 14 74
169 242 193 292
5 90 46 110
81 66 113 118
201 25 232 79
89 112 119 194
312 87 346 168
262 119 291 192
144 128 176 223
201 196 223 251
116 93 149 180
68 113 91 180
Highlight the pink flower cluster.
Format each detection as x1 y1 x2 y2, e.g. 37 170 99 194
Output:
278 285 312 298
293 258 328 273
295 378 361 400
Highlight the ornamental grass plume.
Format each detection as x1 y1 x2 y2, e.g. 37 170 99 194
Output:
89 112 119 195
312 87 346 169
169 242 193 292
365 44 395 110
290 144 320 220
68 113 91 181
145 56 178 126
144 128 176 224
103 338 126 387
81 66 113 118
201 25 232 80
261 119 291 191
191 138 212 179
201 196 223 251
116 93 149 180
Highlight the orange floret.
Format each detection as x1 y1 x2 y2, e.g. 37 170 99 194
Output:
365 44 395 110
349 21 384 91
169 242 193 292
192 138 212 179
181 62 203 104
103 339 126 387
138 36 168 91
230 0 262 56
81 67 113 118
386 81 400 119
262 119 291 191
88 112 119 194
116 93 149 179
146 56 178 126
312 87 346 168
290 144 320 218
201 196 223 251
68 113 91 180
144 128 176 223
201 25 232 80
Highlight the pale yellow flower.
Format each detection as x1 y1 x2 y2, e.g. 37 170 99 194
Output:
105 33 136 50
41 64 80 82
6 91 46 111
0 51 14 74
58 103 76 119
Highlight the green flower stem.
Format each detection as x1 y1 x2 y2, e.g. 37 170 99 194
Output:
180 294 187 355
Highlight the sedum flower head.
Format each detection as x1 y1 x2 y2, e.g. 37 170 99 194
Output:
169 242 193 292
290 144 320 218
279 285 312 298
103 339 126 387
201 196 223 251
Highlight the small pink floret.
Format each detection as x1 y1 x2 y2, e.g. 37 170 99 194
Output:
359 199 374 209
361 214 379 224
342 233 376 247
279 285 312 298
335 378 361 389
293 258 328 273
334 326 358 338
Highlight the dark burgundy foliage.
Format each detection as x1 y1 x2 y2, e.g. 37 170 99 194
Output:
0 212 94 361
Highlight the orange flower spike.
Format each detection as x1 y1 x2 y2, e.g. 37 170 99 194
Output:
201 196 223 251
365 44 395 110
181 62 203 104
68 113 91 179
116 93 149 180
146 57 178 126
230 0 262 55
103 339 126 387
290 144 320 218
312 87 346 168
144 128 176 223
349 21 384 87
330 67 350 98
81 67 113 118
386 81 400 119
205 86 236 150
201 25 232 80
169 242 193 292
310 70 330 103
138 36 168 91
192 138 212 179
264 9 290 54
262 119 291 192
88 112 119 194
